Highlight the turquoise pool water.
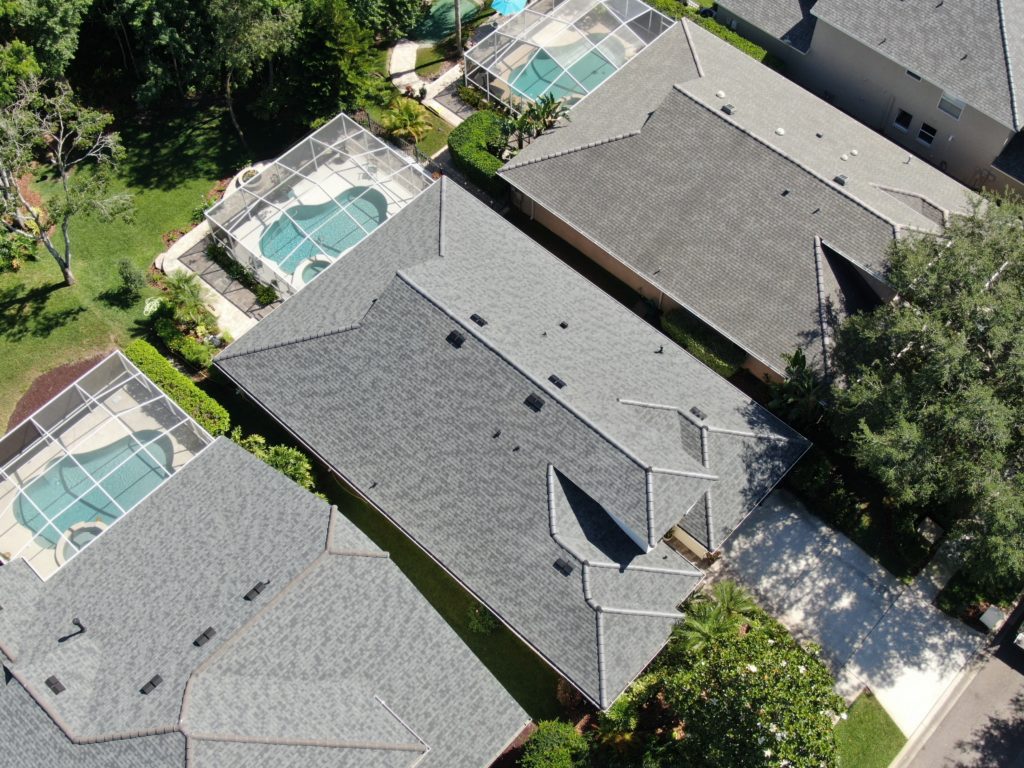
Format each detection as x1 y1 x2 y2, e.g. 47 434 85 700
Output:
510 48 616 101
259 187 389 276
14 430 173 549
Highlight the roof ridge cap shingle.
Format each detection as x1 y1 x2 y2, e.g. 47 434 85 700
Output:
671 84 902 238
679 17 705 78
500 130 641 172
215 322 362 362
812 235 834 373
186 731 426 753
996 0 1021 129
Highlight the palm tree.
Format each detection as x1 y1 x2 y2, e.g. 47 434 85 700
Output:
529 93 570 131
767 348 826 429
709 580 757 624
674 600 737 655
502 113 535 152
162 270 207 326
381 98 432 143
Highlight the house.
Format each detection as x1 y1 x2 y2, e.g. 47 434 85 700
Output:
498 19 973 379
715 0 1024 193
215 179 808 709
0 355 528 767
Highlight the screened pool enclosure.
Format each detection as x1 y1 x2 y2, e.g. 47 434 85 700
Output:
465 0 673 113
206 114 435 296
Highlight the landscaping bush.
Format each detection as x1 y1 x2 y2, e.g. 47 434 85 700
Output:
117 258 146 303
447 110 506 194
153 314 216 371
456 84 495 111
206 241 278 305
230 428 316 491
0 232 33 273
123 340 230 435
466 604 499 635
520 721 589 768
660 308 747 378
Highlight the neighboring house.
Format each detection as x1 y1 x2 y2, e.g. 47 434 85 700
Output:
499 19 972 379
215 179 808 709
715 0 1024 193
0 360 527 767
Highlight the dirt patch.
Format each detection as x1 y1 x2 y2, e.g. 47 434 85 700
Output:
7 351 112 432
488 721 537 768
16 172 44 211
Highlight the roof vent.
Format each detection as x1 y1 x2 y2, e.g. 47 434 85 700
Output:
524 393 544 412
193 627 217 647
554 558 574 576
492 429 501 438
243 580 269 601
781 189 790 197
548 374 566 389
690 406 707 420
446 330 465 348
558 321 569 329
470 313 487 327
834 174 848 186
721 103 736 115
45 676 65 695
140 675 163 695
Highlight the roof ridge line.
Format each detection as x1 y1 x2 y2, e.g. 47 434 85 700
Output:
397 272 651 474
187 731 425 752
703 489 715 552
215 322 362 362
500 130 641 172
327 548 390 558
179 551 330 729
671 84 901 237
997 0 1021 130
587 560 703 578
649 465 718 481
679 17 705 78
705 425 794 441
812 236 834 373
594 611 608 708
871 182 950 226
438 177 448 257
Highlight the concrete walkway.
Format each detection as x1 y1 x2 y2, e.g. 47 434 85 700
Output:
713 490 985 738
388 40 468 127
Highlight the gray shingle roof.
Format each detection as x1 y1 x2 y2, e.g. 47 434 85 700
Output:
0 438 526 768
812 0 1022 129
717 0 817 51
216 179 807 707
500 21 973 375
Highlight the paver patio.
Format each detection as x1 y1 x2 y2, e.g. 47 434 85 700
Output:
714 490 984 737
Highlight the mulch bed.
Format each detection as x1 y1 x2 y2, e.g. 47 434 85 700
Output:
7 351 112 432
488 721 537 768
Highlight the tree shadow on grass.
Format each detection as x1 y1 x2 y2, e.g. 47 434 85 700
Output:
0 283 86 342
97 287 140 310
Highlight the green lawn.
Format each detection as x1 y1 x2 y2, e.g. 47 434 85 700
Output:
415 43 449 80
836 692 906 768
0 105 254 428
365 102 452 158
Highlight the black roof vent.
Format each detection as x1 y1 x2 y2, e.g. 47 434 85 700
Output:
446 330 465 348
781 189 790 197
554 558 574 576
559 321 568 329
243 580 269 601
470 313 487 327
524 393 544 412
492 429 501 438
690 406 707 420
548 374 566 389
193 627 217 647
722 103 736 115
45 676 65 695
140 675 163 695
834 174 848 186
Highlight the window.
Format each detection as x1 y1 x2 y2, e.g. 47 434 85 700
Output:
906 70 922 80
938 94 965 120
893 109 913 132
918 122 938 145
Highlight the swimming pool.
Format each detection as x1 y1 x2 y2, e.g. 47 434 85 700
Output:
259 187 389 276
510 48 616 101
14 430 174 549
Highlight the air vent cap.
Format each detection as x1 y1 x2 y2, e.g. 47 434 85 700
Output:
45 676 65 695
548 374 566 389
470 313 487 327
554 558 574 576
193 627 217 647
446 331 465 348
524 393 544 412
140 675 163 695
721 103 736 115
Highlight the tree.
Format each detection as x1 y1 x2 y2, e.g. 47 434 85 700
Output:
520 720 589 768
230 427 317 490
830 194 1024 594
766 348 827 430
0 40 40 107
161 270 207 325
0 78 132 285
381 97 431 142
4 0 91 78
531 93 570 131
207 0 302 147
674 581 758 654
349 0 429 41
598 587 844 768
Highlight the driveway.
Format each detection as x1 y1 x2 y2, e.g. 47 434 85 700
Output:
715 490 984 737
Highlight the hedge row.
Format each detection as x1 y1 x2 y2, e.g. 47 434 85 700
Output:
660 308 747 379
447 111 506 195
154 317 215 370
123 339 230 436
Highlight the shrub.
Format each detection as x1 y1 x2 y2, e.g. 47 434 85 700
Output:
660 308 747 378
456 84 494 111
520 721 589 768
253 283 279 306
123 340 230 435
117 258 146 303
447 111 506 194
230 428 317 491
206 241 278 305
153 314 216 371
466 604 499 635
0 232 32 272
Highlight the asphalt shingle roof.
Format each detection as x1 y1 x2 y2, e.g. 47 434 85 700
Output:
0 438 526 768
500 20 973 374
717 0 817 51
216 179 807 707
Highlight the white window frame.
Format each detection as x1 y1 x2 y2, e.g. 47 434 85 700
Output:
917 122 938 145
938 93 965 120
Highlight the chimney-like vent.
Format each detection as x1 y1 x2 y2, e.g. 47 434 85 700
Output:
554 558 574 576
446 330 465 348
834 174 848 186
193 627 217 647
721 103 736 115
524 393 544 412
243 580 269 602
690 406 707 420
45 676 65 695
140 675 163 695
470 313 487 327
548 374 566 389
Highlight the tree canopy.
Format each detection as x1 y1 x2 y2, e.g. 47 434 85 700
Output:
348 0 428 41
831 195 1024 595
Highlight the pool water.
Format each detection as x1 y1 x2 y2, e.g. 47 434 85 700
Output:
301 260 330 285
510 48 616 101
14 430 173 549
259 187 389 276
